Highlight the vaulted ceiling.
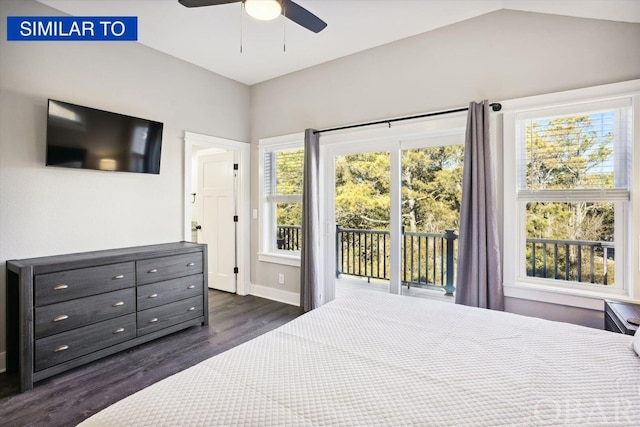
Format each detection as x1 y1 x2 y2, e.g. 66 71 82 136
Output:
36 0 640 85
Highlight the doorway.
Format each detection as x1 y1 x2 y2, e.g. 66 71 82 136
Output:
320 116 468 303
184 132 250 295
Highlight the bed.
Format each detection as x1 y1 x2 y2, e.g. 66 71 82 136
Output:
79 291 640 426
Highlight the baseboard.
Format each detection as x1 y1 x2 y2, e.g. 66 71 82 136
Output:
249 283 300 307
0 351 6 373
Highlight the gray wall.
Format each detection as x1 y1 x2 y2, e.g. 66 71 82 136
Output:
249 10 640 324
0 0 250 360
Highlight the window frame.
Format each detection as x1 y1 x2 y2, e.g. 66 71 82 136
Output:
502 80 640 307
516 100 630 292
258 133 305 267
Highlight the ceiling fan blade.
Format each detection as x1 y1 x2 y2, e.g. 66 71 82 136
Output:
281 0 327 33
178 0 240 7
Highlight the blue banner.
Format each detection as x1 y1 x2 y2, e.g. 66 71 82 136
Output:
7 16 138 41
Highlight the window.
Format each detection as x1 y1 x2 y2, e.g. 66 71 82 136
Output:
513 98 632 292
258 134 305 264
265 148 304 251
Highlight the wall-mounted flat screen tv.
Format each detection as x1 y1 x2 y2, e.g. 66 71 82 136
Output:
46 99 163 174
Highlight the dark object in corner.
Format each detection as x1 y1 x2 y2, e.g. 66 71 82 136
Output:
605 300 640 335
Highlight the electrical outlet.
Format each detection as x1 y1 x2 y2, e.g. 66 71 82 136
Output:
278 273 285 285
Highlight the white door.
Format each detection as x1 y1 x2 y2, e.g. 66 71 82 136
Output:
198 151 236 292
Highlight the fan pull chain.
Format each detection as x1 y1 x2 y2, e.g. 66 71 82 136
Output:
282 2 286 52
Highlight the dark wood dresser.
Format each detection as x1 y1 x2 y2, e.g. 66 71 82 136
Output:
6 242 208 391
604 300 640 335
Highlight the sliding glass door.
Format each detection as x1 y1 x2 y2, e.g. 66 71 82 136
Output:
400 143 463 297
334 151 392 293
322 130 465 300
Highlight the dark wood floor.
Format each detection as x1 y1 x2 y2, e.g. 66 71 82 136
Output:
0 290 302 427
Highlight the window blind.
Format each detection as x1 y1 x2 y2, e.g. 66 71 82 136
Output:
264 148 304 201
516 100 631 192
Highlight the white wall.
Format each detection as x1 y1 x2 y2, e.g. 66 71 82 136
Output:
249 10 640 323
0 0 250 362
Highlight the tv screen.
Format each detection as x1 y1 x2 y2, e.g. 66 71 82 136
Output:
46 100 163 174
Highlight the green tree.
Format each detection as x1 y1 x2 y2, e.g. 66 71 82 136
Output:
274 149 304 227
333 146 464 233
335 152 391 230
525 115 614 241
402 146 463 233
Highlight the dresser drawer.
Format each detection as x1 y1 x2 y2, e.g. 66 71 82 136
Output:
35 314 136 372
35 262 135 307
137 274 203 311
35 288 135 339
137 296 203 336
136 253 203 285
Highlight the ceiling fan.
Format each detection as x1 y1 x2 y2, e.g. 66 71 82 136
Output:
178 0 328 33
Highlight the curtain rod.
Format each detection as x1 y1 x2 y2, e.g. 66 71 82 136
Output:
313 102 502 135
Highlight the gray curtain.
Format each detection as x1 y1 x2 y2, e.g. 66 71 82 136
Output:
300 128 322 312
455 100 504 310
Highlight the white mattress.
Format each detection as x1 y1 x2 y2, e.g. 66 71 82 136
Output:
79 291 640 426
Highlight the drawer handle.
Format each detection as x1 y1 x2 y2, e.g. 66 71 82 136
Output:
53 345 69 352
113 328 125 334
112 301 125 307
112 274 124 280
149 318 158 323
149 293 158 298
187 262 195 267
53 284 68 291
188 306 196 311
53 315 69 322
148 269 158 273
187 285 195 289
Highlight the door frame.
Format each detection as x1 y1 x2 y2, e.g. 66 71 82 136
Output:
184 131 251 296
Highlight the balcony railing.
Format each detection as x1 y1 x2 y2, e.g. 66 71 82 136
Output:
526 238 615 285
335 226 458 295
277 225 302 251
276 225 616 290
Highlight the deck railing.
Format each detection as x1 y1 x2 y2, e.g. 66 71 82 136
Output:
276 225 302 251
526 238 614 285
276 225 616 290
335 226 458 295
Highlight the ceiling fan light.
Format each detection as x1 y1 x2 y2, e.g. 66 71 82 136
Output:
244 0 282 21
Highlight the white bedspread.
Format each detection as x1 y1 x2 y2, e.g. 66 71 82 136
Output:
79 291 640 426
